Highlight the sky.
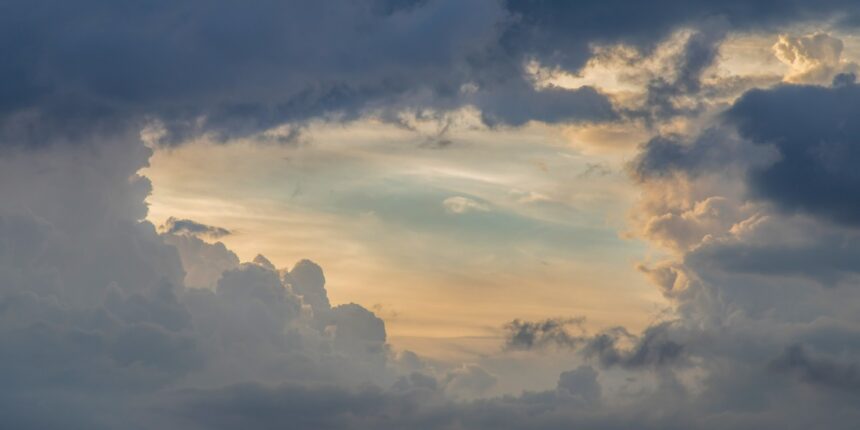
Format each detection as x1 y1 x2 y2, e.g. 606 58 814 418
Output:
5 1 860 429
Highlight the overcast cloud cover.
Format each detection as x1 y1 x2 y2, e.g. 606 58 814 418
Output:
5 0 860 429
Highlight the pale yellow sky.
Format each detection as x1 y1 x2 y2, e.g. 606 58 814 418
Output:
144 119 665 360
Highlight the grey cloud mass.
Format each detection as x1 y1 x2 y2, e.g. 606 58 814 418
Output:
635 74 860 227
727 78 860 225
5 0 860 148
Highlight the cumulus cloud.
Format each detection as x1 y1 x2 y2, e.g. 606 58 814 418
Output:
162 233 240 289
0 134 400 427
617 42 860 429
774 33 859 84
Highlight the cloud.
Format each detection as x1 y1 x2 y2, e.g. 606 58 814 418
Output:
582 324 686 369
159 217 231 239
639 196 748 251
163 376 616 430
771 344 860 394
0 0 623 150
556 365 602 403
162 233 239 289
687 219 860 286
629 127 773 182
726 80 860 225
504 318 686 370
5 0 860 150
0 134 401 427
288 259 331 315
503 0 860 73
774 33 859 84
504 318 585 350
442 196 491 214
617 45 860 428
637 24 728 120
443 364 499 398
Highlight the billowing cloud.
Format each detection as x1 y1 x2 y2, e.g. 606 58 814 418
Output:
774 33 859 84
619 45 860 429
0 135 399 427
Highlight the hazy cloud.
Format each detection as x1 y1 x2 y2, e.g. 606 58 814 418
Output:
442 196 491 215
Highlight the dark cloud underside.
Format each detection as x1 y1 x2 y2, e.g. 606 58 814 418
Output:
3 0 860 147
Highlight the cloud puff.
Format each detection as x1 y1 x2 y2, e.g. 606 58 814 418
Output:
774 33 859 84
159 217 231 238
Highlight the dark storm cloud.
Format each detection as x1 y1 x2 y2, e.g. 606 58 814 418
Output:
771 344 860 394
0 0 615 148
726 77 860 225
632 77 860 230
687 227 860 285
503 0 860 71
629 129 741 181
4 0 860 148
